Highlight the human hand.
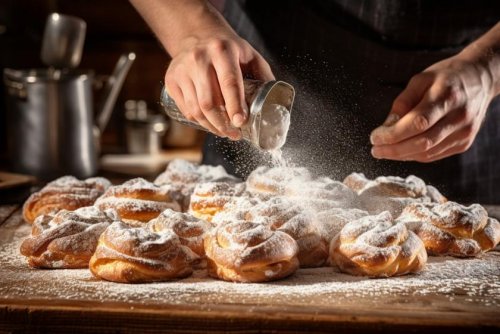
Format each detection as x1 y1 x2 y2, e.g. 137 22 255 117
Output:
370 54 496 162
165 30 274 140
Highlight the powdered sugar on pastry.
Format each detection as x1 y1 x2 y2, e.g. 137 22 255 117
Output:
330 211 427 277
94 178 180 224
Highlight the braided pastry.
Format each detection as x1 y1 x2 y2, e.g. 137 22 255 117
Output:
189 182 246 222
20 206 117 268
89 221 199 283
330 211 427 277
245 197 328 268
149 208 213 259
94 178 181 224
398 202 500 257
204 220 299 282
23 176 111 224
154 159 239 211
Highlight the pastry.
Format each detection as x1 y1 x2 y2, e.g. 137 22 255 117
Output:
330 211 427 277
343 173 447 217
189 182 246 222
20 206 117 268
398 202 500 257
246 166 312 196
149 208 213 258
94 178 181 224
316 207 370 243
154 159 240 211
285 177 359 211
204 219 299 282
89 221 199 283
245 197 328 267
23 176 111 224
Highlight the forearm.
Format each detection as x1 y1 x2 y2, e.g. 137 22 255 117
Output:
459 22 500 96
129 0 235 57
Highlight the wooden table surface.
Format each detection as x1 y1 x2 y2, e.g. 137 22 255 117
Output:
0 204 499 334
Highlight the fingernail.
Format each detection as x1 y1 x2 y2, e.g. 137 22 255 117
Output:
383 113 400 127
232 113 246 127
228 128 242 141
370 130 382 145
371 147 381 159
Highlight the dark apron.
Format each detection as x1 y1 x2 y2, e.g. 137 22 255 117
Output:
203 0 500 204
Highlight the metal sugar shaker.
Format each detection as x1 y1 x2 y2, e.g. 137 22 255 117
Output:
159 79 295 149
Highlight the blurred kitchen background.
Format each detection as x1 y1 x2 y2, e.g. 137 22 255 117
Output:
0 0 205 184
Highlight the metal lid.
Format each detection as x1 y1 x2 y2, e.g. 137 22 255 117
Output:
3 68 93 84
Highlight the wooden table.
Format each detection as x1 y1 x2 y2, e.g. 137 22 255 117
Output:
0 204 499 334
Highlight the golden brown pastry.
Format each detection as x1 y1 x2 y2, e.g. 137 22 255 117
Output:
204 219 299 282
245 197 328 268
188 182 246 222
343 173 447 218
149 208 213 258
246 166 312 196
94 178 181 224
154 159 240 211
330 211 427 277
23 176 111 224
89 221 199 283
398 202 500 257
20 206 117 268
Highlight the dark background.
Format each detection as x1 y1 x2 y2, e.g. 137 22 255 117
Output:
0 0 169 162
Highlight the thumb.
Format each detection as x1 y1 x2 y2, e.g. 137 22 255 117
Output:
387 72 434 124
371 73 433 144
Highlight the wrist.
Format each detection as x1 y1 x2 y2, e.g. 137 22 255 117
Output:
167 4 237 57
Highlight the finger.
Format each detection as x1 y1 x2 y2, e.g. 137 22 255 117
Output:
193 64 241 140
180 78 225 137
243 50 275 81
417 126 474 162
397 126 472 163
371 89 449 146
416 143 469 163
382 73 434 127
371 108 466 159
211 43 247 128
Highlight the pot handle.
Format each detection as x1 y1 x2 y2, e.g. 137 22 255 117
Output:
95 52 136 134
3 75 27 99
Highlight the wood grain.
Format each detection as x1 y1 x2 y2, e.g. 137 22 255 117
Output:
0 206 499 333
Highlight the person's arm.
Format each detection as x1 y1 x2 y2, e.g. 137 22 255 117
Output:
130 0 274 139
370 22 500 162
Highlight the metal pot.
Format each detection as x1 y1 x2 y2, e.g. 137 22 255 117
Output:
3 53 135 180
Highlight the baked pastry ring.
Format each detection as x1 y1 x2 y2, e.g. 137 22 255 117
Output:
189 182 246 222
23 176 111 224
89 221 199 283
149 208 213 258
343 173 447 217
245 197 328 268
154 159 239 211
285 177 359 211
316 207 369 243
330 211 427 277
20 206 117 268
398 202 500 257
246 166 312 196
94 178 181 224
204 220 299 283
